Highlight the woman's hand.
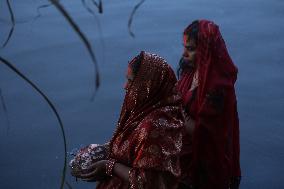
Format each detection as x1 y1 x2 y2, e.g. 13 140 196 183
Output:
78 160 109 182
184 113 195 136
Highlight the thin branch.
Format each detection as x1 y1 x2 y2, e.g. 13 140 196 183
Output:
97 0 103 14
128 0 146 38
0 88 10 135
30 3 53 35
91 0 99 7
2 0 15 48
34 3 53 21
81 0 105 65
82 0 103 14
82 0 95 15
49 0 100 99
65 181 74 189
0 56 67 189
88 0 103 14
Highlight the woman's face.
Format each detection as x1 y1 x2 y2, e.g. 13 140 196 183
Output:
124 66 135 91
183 34 197 65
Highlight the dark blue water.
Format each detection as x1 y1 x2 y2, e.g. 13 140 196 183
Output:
0 0 283 188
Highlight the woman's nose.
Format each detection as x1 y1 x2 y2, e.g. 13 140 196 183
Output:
124 82 128 90
183 48 189 57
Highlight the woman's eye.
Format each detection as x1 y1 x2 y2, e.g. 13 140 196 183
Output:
186 46 195 51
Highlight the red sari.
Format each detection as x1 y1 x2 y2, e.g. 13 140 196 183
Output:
177 20 241 189
97 51 184 189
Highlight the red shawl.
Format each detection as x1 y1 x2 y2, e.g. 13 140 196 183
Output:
97 51 184 189
177 20 241 189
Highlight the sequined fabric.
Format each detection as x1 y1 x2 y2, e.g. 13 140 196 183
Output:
69 144 108 175
177 20 241 189
96 51 184 189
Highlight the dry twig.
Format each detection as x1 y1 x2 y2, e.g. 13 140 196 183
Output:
2 0 15 48
0 56 67 189
128 0 146 38
49 0 100 100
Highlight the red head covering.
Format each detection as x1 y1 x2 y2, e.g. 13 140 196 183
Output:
98 52 184 189
115 51 183 132
177 20 241 189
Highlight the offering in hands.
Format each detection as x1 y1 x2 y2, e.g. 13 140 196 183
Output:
69 144 108 176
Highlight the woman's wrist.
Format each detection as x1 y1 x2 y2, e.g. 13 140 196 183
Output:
105 158 132 182
105 158 117 176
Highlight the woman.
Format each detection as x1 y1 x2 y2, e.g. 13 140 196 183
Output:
74 51 184 188
177 20 241 189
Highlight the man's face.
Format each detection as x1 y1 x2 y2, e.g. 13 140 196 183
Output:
183 35 197 65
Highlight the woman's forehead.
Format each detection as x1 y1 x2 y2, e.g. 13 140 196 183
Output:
183 35 196 45
183 34 189 42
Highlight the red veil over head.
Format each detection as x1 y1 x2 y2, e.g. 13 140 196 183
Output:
98 52 184 189
114 51 183 137
177 20 241 189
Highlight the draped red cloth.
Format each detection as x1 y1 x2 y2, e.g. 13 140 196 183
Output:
97 51 184 189
177 20 241 189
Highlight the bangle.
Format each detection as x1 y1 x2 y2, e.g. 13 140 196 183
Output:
106 158 117 176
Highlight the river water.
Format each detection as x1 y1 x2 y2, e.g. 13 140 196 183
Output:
0 0 283 188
